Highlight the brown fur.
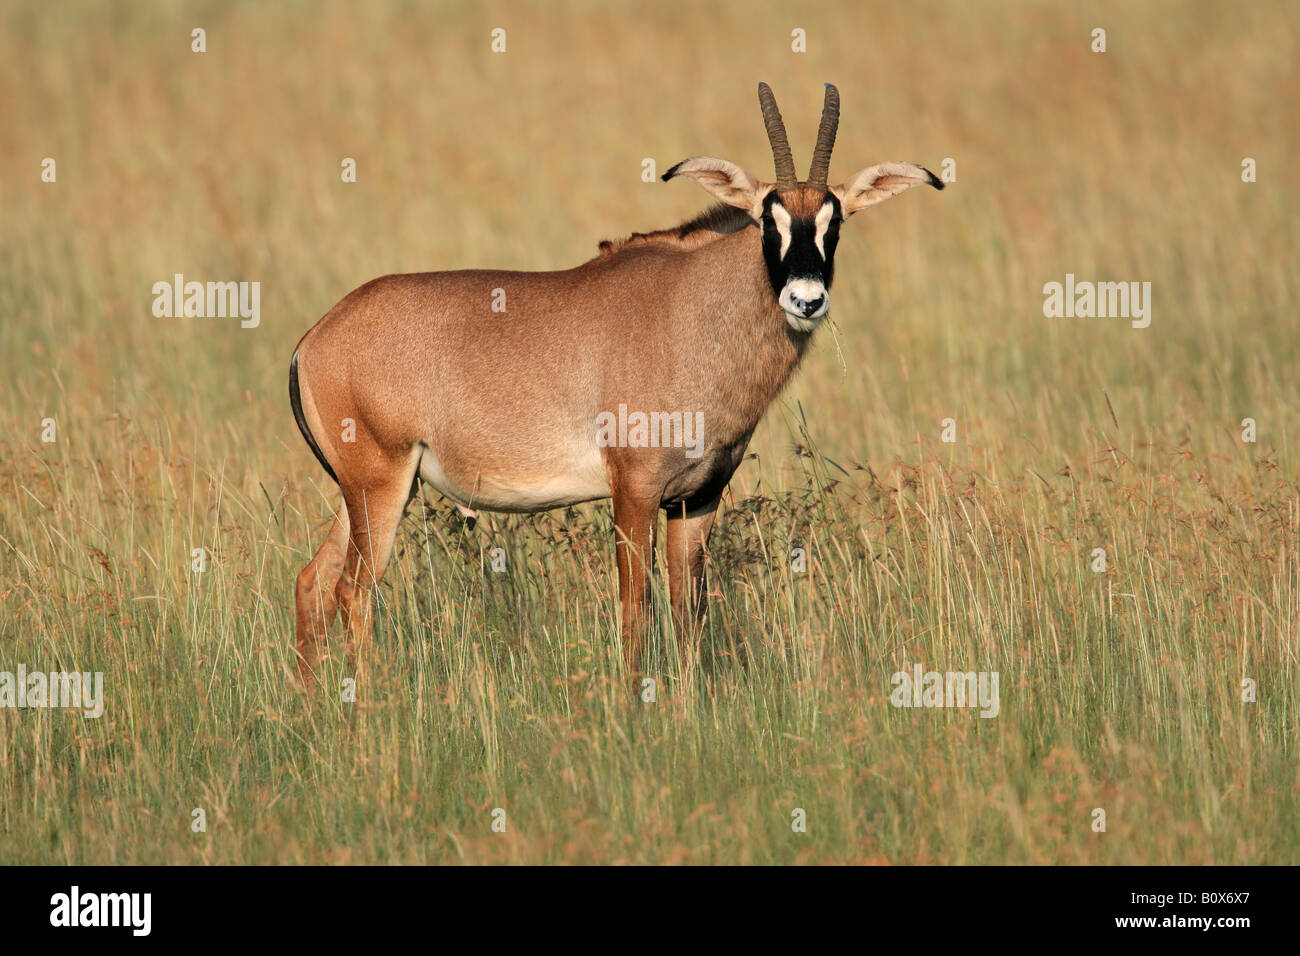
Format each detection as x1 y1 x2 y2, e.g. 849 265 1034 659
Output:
772 186 833 218
291 225 803 687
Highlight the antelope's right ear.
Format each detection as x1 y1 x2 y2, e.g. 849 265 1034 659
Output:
663 157 772 219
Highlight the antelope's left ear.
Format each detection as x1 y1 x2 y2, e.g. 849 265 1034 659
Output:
830 162 943 217
663 157 772 219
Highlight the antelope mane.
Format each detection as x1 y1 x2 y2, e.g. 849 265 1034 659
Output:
595 203 755 259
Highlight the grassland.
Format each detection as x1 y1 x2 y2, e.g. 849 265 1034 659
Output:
0 0 1297 864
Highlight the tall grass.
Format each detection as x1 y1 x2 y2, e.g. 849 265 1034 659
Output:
0 0 1296 863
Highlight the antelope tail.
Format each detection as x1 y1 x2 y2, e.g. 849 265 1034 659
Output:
289 350 338 484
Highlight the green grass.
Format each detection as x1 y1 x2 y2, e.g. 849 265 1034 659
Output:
0 0 1297 863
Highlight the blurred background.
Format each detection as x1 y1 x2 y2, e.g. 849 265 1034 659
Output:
3 0 1295 475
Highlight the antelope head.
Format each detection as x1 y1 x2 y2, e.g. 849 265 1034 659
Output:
664 82 943 332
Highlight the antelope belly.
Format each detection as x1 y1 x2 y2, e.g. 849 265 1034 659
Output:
417 444 610 513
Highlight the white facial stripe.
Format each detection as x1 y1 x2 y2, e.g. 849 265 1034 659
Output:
771 203 792 260
814 201 834 257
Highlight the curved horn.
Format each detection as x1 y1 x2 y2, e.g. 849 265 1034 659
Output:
807 83 840 188
757 82 797 187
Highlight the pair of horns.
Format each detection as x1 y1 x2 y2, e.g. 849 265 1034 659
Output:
757 81 839 189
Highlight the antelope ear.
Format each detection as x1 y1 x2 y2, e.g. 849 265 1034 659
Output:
663 157 772 218
830 162 943 217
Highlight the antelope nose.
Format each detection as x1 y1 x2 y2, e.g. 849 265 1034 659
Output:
795 294 825 317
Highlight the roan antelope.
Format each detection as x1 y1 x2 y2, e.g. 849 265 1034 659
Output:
289 82 942 687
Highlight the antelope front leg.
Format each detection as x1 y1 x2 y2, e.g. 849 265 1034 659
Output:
612 491 659 678
664 496 719 650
